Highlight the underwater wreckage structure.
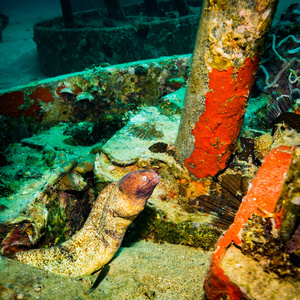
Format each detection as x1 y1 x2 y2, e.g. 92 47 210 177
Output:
0 0 300 298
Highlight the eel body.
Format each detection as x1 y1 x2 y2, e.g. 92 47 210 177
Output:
13 170 159 277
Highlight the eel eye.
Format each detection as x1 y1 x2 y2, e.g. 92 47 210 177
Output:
142 176 147 181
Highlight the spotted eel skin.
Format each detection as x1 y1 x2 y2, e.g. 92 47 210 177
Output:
13 170 159 277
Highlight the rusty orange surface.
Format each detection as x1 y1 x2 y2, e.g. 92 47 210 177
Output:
204 145 295 299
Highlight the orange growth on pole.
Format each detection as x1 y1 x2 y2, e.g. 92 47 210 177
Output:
184 57 260 178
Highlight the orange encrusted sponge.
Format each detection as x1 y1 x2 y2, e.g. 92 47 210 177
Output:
204 145 296 299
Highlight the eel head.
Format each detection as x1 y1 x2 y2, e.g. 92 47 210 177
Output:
118 170 159 217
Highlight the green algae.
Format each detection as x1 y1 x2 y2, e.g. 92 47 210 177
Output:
124 205 222 251
44 198 69 247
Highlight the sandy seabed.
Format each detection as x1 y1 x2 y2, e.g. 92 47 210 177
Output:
0 241 212 299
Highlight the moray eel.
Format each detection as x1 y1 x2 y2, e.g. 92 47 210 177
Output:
13 170 159 277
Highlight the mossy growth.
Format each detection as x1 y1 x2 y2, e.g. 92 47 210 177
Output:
43 196 69 248
242 213 300 279
122 205 222 251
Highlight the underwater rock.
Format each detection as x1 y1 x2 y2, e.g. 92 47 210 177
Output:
0 152 96 257
101 106 180 165
204 146 300 299
1 222 36 256
55 155 94 191
148 142 168 153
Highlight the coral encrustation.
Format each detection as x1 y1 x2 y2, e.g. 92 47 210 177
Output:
185 57 260 178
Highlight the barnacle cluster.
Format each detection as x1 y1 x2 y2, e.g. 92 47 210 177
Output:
241 213 300 278
127 122 164 140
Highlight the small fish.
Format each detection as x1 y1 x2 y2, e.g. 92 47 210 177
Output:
88 264 110 294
